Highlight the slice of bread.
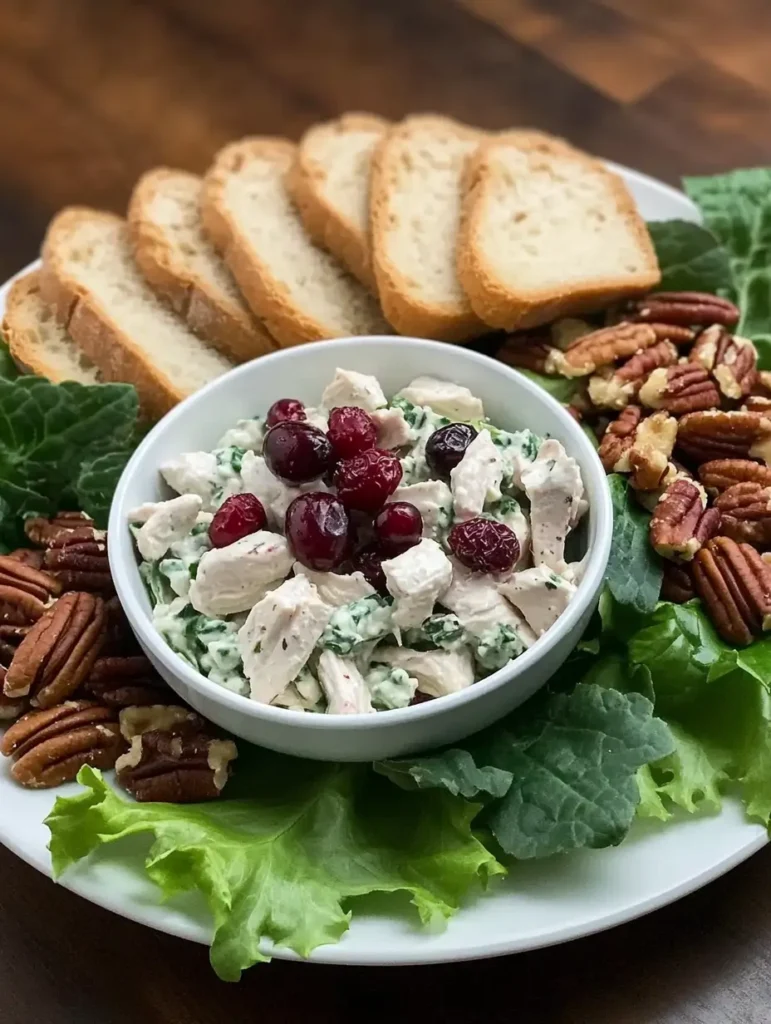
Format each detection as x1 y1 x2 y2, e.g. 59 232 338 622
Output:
369 115 486 342
128 168 276 363
41 207 234 419
458 131 661 330
202 137 391 347
287 113 388 292
2 270 101 384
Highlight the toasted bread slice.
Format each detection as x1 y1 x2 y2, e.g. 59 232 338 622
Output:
2 270 101 384
202 137 391 348
369 115 486 342
287 113 388 291
41 208 234 419
458 131 660 330
128 167 276 362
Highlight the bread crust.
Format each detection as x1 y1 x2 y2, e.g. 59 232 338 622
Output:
457 131 661 330
3 270 97 382
287 113 388 293
128 167 276 362
370 114 487 342
41 207 190 419
203 137 388 347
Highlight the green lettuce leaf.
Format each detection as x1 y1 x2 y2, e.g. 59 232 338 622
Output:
517 368 582 404
376 750 513 800
628 601 724 716
377 684 674 860
0 336 21 381
684 169 771 355
46 759 503 981
647 220 734 294
0 377 138 547
606 474 663 613
75 449 134 528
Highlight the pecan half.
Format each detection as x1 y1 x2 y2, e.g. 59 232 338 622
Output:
43 534 113 595
744 395 771 414
0 700 122 788
116 705 237 803
598 407 678 490
548 323 660 378
24 511 99 547
83 656 169 708
627 291 740 329
677 410 771 465
599 406 643 472
698 458 771 495
0 554 61 625
3 592 106 707
714 482 771 547
689 326 757 400
639 363 721 415
649 479 721 561
588 340 678 410
6 548 45 570
0 666 26 721
0 624 29 668
497 333 553 374
692 537 771 645
661 563 695 604
102 596 141 657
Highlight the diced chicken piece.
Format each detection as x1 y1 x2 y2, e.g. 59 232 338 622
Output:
129 494 202 561
521 439 585 573
321 368 387 412
190 530 293 617
292 564 374 606
396 376 484 421
382 538 453 629
387 480 453 540
442 560 536 647
371 646 475 698
499 566 577 637
272 669 325 712
241 451 327 526
160 451 219 507
317 650 375 714
217 418 265 451
450 429 503 521
371 407 414 449
565 556 587 585
304 406 329 432
238 576 332 703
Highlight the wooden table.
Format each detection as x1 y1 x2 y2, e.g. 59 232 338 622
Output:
2 1 771 1020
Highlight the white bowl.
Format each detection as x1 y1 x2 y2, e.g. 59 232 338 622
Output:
109 337 612 761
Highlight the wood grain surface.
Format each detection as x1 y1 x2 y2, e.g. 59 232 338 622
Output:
2 0 771 1020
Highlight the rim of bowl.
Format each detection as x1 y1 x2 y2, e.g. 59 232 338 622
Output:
109 336 613 732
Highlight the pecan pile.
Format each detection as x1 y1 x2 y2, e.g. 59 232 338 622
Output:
499 291 771 647
0 512 237 798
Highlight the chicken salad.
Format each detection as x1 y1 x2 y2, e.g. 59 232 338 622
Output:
130 369 588 714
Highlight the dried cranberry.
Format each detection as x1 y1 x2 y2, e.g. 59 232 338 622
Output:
266 398 306 427
352 543 388 593
285 492 351 571
425 423 478 476
327 406 378 459
264 421 334 484
208 493 267 547
334 449 402 513
410 691 434 706
448 517 519 574
374 502 423 555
